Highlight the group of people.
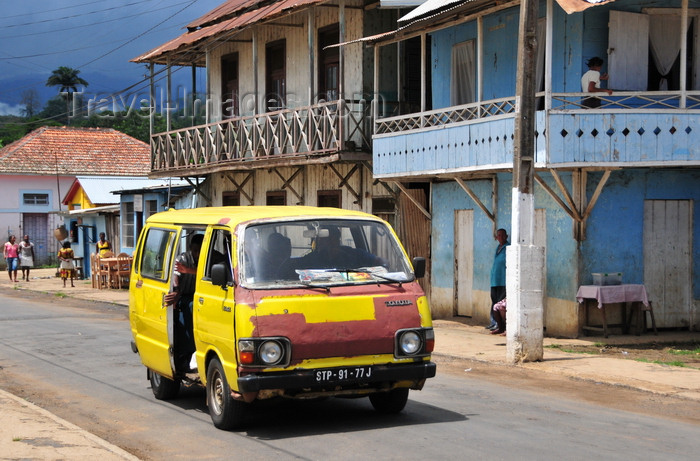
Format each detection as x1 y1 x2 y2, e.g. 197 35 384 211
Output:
4 231 113 288
4 235 36 283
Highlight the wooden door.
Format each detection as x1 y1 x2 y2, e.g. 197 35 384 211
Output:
455 210 474 316
221 53 239 117
318 24 339 101
643 200 692 328
22 213 48 265
608 11 649 91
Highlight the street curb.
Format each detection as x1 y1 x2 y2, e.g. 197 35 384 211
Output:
0 387 140 460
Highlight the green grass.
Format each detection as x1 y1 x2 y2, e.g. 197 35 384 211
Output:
668 347 700 356
54 292 67 298
635 358 688 367
545 344 598 355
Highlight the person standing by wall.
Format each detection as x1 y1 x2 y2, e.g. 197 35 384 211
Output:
4 235 19 282
486 228 509 330
96 232 112 256
581 56 612 108
18 235 35 282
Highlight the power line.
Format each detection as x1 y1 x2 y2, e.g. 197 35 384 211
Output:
79 0 199 69
1 0 162 28
0 1 192 40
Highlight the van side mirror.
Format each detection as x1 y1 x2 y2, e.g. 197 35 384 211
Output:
412 257 426 279
211 262 232 288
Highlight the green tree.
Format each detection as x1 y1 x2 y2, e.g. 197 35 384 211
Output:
46 66 88 124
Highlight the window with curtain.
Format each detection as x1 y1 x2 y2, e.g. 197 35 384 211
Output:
451 40 476 106
608 10 696 91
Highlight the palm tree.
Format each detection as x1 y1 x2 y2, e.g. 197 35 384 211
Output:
46 66 88 124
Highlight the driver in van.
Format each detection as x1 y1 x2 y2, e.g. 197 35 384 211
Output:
164 233 203 372
305 226 384 269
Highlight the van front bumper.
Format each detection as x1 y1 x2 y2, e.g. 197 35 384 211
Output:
237 361 436 393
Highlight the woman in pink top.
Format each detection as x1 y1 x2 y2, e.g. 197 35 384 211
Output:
4 235 19 282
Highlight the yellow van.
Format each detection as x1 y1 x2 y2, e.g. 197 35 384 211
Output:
129 206 435 430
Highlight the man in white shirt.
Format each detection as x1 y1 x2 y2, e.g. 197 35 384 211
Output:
581 56 612 108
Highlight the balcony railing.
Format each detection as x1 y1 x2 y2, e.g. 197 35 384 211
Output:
374 91 700 137
374 96 516 135
151 100 371 173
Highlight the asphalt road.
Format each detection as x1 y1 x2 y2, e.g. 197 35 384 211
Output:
0 290 698 460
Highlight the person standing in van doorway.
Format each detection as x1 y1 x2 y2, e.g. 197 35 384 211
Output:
486 229 509 330
164 234 203 372
96 232 112 256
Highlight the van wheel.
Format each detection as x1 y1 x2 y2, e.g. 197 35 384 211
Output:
369 388 409 414
206 358 246 430
150 370 180 400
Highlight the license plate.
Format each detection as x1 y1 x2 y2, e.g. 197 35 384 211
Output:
315 366 373 383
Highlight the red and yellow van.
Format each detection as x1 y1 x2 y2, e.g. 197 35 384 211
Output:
129 206 435 430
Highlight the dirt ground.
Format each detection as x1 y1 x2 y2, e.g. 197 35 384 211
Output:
545 341 700 368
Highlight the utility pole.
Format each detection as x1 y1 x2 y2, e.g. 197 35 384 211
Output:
507 0 545 362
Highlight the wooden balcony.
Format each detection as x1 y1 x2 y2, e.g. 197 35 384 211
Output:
150 100 372 177
372 91 700 178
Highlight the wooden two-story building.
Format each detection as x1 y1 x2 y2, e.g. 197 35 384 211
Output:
364 0 699 335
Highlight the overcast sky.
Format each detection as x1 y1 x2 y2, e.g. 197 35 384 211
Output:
0 0 224 115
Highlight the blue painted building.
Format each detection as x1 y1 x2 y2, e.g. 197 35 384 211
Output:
369 0 700 336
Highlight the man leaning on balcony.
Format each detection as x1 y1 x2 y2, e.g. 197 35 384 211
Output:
581 56 613 108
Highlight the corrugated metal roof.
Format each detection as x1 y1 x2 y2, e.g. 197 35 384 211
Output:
0 126 150 176
77 176 186 204
398 0 615 23
398 0 467 23
133 0 328 65
186 0 263 29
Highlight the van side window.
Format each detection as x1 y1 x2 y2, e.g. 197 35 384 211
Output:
140 228 176 281
204 228 232 283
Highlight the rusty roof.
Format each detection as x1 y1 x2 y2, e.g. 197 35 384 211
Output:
186 0 263 30
0 126 151 176
132 0 328 66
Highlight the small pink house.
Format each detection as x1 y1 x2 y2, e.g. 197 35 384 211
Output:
0 126 150 266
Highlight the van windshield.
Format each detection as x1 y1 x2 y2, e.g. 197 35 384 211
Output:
241 219 414 288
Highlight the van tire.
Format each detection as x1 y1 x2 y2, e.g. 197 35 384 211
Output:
206 357 246 430
369 388 409 413
149 370 180 400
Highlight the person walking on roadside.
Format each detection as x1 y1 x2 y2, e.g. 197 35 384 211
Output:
19 234 35 282
4 235 20 282
486 228 509 331
57 241 76 288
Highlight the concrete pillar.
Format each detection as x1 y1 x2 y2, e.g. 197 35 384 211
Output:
506 242 545 363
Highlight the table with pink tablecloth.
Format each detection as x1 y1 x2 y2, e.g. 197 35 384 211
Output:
576 284 649 309
576 284 649 337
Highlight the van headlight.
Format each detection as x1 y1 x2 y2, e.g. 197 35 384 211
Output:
394 328 434 358
259 340 284 365
238 337 290 368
